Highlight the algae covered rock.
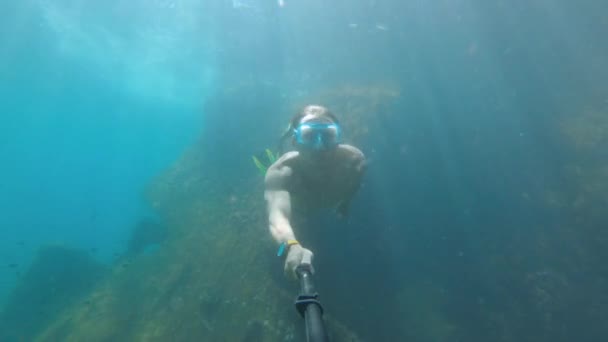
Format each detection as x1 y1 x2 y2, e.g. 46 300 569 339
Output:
0 245 108 342
22 82 403 341
126 217 168 256
559 106 608 156
31 84 364 341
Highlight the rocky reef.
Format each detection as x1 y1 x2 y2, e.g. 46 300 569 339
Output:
0 245 108 342
25 151 359 341
8 83 386 342
3 82 607 341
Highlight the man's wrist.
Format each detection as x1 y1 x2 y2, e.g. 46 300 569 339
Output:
277 239 299 257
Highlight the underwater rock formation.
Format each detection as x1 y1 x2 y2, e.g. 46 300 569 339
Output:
558 107 608 158
0 245 107 342
10 82 608 341
126 218 168 256
29 145 360 341
25 84 373 341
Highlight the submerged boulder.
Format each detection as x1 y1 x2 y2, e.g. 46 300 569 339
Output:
126 218 168 256
0 245 108 342
30 146 360 341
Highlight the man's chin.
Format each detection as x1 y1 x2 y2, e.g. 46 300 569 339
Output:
301 148 335 158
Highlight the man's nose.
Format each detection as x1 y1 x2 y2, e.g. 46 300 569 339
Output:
314 135 323 148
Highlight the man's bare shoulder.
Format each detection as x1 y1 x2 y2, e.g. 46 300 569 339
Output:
269 151 300 170
337 144 366 164
265 151 299 189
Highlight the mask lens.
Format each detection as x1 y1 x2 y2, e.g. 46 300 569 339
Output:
297 124 315 144
321 124 339 145
295 123 340 148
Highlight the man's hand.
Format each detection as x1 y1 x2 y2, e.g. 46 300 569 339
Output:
284 244 314 279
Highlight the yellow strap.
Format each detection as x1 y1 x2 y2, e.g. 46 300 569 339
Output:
287 239 299 247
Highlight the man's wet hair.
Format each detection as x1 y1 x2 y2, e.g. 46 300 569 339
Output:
289 105 340 127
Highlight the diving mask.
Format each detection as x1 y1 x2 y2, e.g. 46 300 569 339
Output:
293 122 342 150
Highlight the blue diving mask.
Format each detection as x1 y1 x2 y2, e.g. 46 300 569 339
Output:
293 122 342 150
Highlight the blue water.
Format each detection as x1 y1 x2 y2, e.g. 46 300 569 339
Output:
0 0 213 304
1 0 608 340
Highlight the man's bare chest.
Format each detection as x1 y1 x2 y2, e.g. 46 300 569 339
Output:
291 164 352 198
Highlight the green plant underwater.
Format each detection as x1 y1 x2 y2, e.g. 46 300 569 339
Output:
252 149 279 175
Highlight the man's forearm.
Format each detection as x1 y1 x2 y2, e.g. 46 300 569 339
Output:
269 213 296 244
265 189 296 244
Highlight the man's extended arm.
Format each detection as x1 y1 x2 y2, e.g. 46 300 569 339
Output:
264 154 314 278
264 162 296 244
265 189 296 244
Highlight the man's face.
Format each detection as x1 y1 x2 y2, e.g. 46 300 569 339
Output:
293 116 342 153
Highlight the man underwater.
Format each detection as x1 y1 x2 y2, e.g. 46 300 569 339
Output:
264 105 366 277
